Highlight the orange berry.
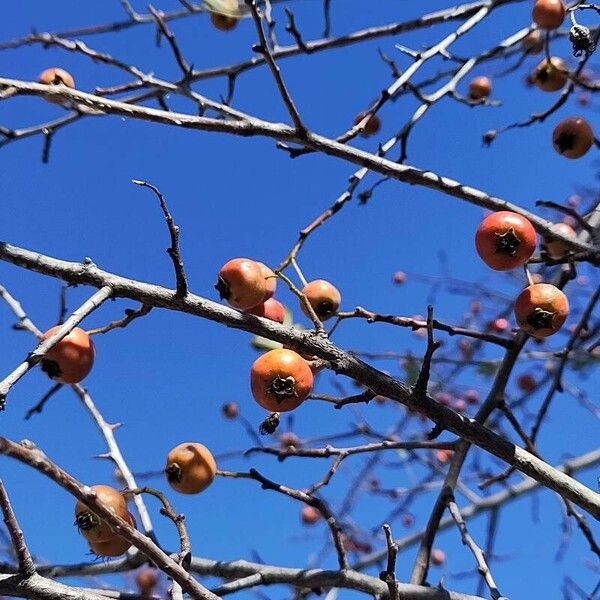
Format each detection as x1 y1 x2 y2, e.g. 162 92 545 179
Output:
165 443 217 494
250 348 313 412
40 326 95 384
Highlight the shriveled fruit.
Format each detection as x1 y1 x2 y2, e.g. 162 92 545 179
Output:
246 297 285 324
514 283 569 337
210 0 239 31
75 485 128 543
552 117 594 159
354 111 380 137
40 326 95 384
165 443 217 494
468 76 492 100
301 280 341 321
532 0 566 29
216 258 271 310
250 348 313 412
522 30 544 54
301 505 321 525
543 222 577 259
475 211 537 271
88 512 135 557
533 57 568 92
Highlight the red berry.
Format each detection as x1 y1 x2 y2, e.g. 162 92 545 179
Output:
475 211 537 271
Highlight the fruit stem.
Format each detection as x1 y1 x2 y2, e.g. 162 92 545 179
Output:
290 258 308 287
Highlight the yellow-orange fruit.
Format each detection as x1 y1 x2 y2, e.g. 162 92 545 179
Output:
165 443 217 494
75 485 128 543
41 326 95 384
543 223 577 258
250 348 313 412
301 280 341 321
514 283 569 337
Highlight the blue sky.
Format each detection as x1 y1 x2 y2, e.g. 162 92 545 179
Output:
0 1 598 598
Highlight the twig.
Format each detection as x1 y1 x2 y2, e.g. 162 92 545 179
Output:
24 383 63 420
0 286 42 337
446 492 504 599
87 303 152 335
0 480 35 577
129 487 190 567
245 0 306 134
379 524 399 600
148 5 192 79
132 180 188 297
414 306 442 397
218 468 348 569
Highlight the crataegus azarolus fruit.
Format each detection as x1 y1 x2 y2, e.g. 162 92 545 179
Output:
136 568 159 595
543 222 577 259
468 76 492 100
246 297 286 324
354 112 380 137
301 505 321 525
552 117 594 159
251 348 313 412
475 211 537 271
74 485 128 543
216 258 272 310
301 280 341 320
40 326 95 384
39 67 75 88
533 57 568 92
210 0 239 31
514 283 569 337
38 67 75 105
88 512 136 557
165 442 217 494
532 0 566 29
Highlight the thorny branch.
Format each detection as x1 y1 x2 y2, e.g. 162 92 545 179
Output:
1 2 600 599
